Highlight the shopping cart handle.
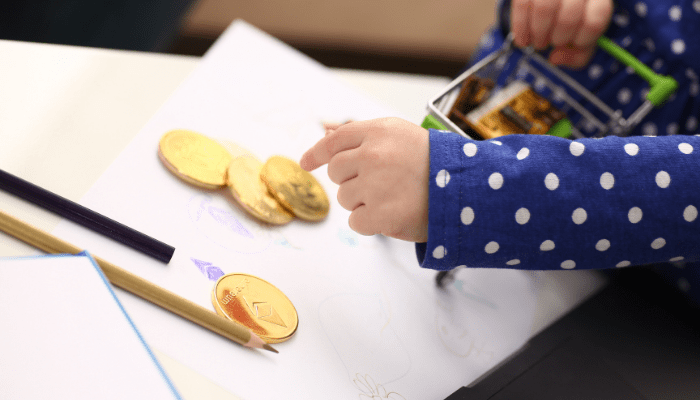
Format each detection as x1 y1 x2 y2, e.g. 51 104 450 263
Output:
596 36 678 106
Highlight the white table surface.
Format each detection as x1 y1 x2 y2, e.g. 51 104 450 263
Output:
0 39 605 399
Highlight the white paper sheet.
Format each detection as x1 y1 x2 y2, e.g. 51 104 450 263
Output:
52 21 599 399
0 254 180 400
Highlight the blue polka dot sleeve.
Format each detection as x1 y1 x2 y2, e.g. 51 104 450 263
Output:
418 132 700 274
416 0 700 305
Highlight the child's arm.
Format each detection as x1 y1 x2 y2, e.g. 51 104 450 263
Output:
300 118 430 242
302 118 700 272
510 0 613 68
418 130 700 271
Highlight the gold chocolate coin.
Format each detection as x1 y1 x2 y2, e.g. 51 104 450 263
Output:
227 155 294 225
212 273 298 343
260 156 329 221
158 130 232 189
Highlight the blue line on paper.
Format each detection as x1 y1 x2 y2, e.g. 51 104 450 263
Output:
82 251 183 400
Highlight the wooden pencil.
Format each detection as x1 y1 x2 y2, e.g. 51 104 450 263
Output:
0 209 277 353
0 169 175 263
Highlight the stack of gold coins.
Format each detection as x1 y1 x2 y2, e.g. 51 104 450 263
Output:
227 155 295 225
159 130 307 343
211 273 299 343
158 129 329 225
261 156 330 222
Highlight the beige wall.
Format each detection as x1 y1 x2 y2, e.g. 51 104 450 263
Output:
183 0 497 62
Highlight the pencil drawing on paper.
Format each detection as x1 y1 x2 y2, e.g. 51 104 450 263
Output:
451 277 498 310
433 268 539 360
353 373 406 400
436 315 495 361
318 293 411 386
435 277 497 360
187 194 274 254
337 227 359 247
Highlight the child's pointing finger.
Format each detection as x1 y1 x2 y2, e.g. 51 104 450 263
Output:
300 124 366 171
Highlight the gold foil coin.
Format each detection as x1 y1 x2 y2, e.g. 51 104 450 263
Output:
227 155 294 225
158 129 232 189
260 156 330 221
212 273 298 343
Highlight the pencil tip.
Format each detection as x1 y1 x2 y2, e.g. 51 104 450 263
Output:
263 344 279 353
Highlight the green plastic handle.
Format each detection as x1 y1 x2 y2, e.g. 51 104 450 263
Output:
596 36 678 106
421 114 448 130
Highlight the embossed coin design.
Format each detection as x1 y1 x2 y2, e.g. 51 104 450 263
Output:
260 156 329 221
212 273 298 343
227 155 294 225
158 129 232 189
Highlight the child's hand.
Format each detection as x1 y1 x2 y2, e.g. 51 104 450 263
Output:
511 0 613 68
300 118 430 242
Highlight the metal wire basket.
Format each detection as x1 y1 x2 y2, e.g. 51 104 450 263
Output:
423 34 678 140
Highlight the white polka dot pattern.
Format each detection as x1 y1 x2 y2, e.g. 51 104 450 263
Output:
618 88 632 104
691 82 700 97
485 241 499 254
461 207 475 225
433 246 446 259
540 240 555 251
488 173 503 189
625 143 639 155
545 173 559 190
570 142 585 156
667 123 679 135
600 172 615 190
436 170 450 187
596 239 611 251
517 148 530 160
589 64 603 79
643 122 658 136
635 2 647 16
463 143 477 157
669 5 682 20
614 13 630 26
515 208 530 225
655 171 671 188
629 207 643 223
671 39 686 54
684 205 698 222
651 238 666 249
572 208 587 224
679 143 694 154
643 38 656 52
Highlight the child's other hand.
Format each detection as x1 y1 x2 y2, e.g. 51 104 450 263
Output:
300 118 429 242
511 0 613 68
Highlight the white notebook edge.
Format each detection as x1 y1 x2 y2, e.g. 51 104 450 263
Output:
1 251 183 400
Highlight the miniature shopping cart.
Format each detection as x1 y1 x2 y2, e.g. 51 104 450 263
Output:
425 33 679 288
422 34 678 140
